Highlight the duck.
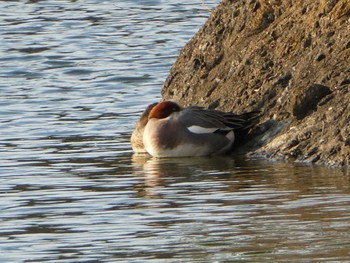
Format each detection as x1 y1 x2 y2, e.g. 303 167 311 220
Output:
138 100 259 157
130 102 158 153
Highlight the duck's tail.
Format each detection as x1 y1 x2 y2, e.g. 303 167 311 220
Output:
230 111 261 148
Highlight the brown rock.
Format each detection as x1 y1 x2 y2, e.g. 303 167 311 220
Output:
162 0 350 166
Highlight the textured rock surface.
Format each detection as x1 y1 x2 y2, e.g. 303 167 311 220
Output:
162 0 350 166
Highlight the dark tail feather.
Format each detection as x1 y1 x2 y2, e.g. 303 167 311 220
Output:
235 111 261 130
222 111 261 129
231 111 261 148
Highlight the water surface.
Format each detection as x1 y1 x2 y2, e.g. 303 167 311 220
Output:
1 0 350 262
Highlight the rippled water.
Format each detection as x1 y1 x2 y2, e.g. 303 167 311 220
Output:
1 1 350 262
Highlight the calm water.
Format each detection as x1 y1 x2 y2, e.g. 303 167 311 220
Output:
1 0 350 262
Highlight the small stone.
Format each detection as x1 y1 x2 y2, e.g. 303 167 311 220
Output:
345 138 350 146
316 53 326 61
303 38 312 48
276 72 292 88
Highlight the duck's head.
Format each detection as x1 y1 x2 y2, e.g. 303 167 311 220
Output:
137 102 158 127
148 101 181 119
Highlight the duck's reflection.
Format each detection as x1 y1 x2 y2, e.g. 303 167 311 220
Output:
132 153 235 198
132 153 350 199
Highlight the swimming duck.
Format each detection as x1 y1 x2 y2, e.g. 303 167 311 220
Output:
140 100 259 157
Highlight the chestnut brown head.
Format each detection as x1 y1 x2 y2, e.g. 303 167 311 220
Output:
148 101 181 119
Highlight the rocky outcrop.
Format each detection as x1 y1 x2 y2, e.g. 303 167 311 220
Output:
162 0 350 166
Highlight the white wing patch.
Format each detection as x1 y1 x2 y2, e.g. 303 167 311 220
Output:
187 125 218 134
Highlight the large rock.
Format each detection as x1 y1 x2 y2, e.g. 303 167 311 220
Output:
162 0 350 166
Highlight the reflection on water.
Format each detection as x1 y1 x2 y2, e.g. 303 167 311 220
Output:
132 156 350 261
1 0 350 262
